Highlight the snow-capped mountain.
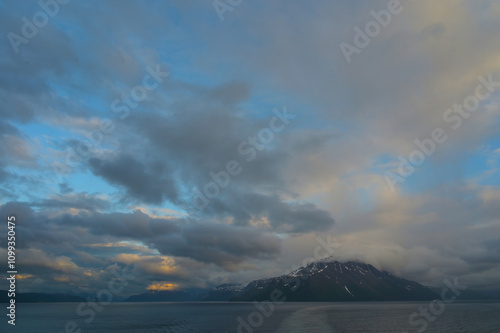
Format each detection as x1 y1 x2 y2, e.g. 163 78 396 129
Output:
231 260 437 302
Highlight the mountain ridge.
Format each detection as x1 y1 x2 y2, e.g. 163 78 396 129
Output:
231 260 438 302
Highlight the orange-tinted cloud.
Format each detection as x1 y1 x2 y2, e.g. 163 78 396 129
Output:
146 282 180 291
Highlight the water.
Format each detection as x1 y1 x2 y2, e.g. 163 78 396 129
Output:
2 301 499 332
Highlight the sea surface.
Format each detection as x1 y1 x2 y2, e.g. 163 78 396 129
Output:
2 301 500 332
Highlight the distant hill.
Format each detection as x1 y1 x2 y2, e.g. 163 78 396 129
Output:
124 289 204 302
0 290 85 303
197 283 244 301
231 260 438 302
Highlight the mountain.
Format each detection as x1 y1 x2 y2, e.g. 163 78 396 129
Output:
197 283 244 301
125 288 205 302
231 260 438 302
0 290 85 303
124 260 439 302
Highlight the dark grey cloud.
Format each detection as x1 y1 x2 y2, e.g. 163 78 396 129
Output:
58 182 73 194
89 154 178 205
0 120 19 136
207 81 251 105
0 201 34 222
128 105 332 233
0 121 37 171
205 192 335 233
0 204 281 272
0 199 282 292
59 210 179 240
150 222 281 270
74 76 334 234
55 209 281 268
0 2 78 124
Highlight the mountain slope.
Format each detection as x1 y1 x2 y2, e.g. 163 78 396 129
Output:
125 290 192 302
197 283 243 301
232 260 438 302
124 288 206 302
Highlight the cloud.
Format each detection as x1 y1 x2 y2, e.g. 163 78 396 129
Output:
89 154 178 205
33 193 110 212
205 192 335 233
146 282 180 291
0 201 283 292
150 222 282 270
1 205 281 271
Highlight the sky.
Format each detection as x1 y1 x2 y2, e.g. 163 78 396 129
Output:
1 0 500 296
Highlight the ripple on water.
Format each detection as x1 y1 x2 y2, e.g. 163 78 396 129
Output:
276 306 336 333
